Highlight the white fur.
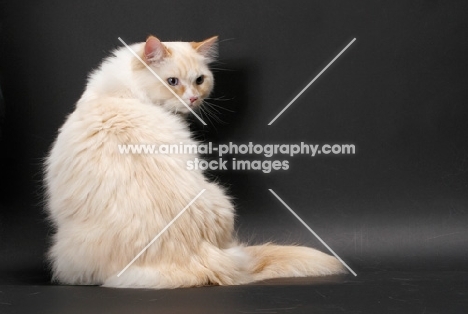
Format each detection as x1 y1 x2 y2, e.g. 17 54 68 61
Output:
45 38 346 289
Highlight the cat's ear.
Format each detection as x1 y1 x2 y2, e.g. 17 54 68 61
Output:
144 36 170 64
192 36 218 62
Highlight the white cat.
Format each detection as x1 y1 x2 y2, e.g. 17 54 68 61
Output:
44 36 346 289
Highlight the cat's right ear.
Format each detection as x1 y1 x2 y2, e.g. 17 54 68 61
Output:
192 36 218 63
144 36 169 64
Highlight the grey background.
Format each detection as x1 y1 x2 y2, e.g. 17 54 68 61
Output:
1 0 468 278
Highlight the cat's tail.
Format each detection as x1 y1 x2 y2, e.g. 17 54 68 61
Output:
244 243 347 281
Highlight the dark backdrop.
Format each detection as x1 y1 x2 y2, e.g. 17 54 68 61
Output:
1 0 467 278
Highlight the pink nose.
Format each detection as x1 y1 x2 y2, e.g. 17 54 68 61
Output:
189 96 198 104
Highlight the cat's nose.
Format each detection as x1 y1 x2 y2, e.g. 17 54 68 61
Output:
189 96 198 104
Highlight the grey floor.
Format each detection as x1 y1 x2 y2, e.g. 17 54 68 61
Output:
1 270 467 313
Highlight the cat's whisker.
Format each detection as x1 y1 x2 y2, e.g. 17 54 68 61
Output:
210 67 236 72
202 102 222 115
201 103 227 125
199 106 218 129
199 106 208 123
203 100 235 113
209 59 236 72
206 96 234 102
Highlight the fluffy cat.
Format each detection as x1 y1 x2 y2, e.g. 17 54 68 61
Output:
44 35 346 289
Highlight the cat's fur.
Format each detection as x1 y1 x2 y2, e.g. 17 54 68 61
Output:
44 36 346 289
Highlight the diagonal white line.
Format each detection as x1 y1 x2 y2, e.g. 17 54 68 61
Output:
117 37 207 126
268 189 357 276
117 189 206 277
268 38 356 125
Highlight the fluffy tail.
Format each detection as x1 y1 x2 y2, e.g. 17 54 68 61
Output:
244 244 347 281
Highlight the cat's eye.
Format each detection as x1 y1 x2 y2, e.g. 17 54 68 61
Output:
167 77 179 86
195 75 205 85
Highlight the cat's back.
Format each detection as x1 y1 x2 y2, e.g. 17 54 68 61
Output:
45 97 195 221
61 97 190 144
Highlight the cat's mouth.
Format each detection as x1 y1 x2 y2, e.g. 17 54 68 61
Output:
173 101 201 115
188 98 203 109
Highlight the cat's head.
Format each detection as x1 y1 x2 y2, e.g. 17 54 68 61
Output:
134 36 218 114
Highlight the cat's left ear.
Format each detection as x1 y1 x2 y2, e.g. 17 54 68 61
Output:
192 36 218 62
144 36 170 64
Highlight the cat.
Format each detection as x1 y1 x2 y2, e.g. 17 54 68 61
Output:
44 35 346 289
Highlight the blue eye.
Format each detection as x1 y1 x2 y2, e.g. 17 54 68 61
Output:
167 77 179 86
